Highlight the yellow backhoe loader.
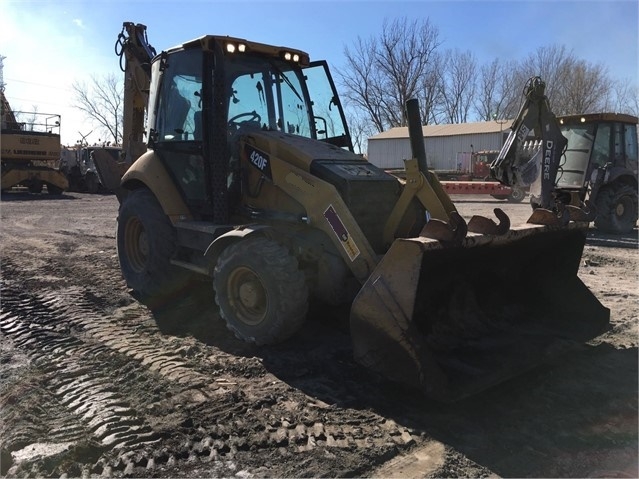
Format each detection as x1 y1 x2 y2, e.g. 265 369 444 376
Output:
95 23 609 401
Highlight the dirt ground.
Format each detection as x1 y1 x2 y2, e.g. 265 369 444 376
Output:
1 190 637 478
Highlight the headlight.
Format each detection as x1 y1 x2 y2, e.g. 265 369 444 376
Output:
226 43 246 53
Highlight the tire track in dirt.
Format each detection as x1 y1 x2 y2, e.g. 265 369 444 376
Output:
0 289 160 451
1 265 420 477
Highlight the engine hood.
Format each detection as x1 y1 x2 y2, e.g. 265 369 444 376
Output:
240 130 363 172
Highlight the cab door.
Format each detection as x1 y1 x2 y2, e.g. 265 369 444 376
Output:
303 61 353 150
152 49 211 215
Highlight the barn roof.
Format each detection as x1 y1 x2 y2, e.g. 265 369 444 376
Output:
369 120 513 140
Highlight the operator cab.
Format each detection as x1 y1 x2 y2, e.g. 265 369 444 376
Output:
556 113 638 190
145 36 353 221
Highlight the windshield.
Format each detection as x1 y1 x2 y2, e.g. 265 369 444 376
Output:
224 55 350 146
556 123 596 187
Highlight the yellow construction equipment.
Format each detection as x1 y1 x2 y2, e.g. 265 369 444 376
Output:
1 90 68 194
95 23 609 401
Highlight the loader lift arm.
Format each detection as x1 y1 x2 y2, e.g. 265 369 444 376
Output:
489 77 589 224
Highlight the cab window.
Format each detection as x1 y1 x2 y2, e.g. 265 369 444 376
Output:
156 50 203 142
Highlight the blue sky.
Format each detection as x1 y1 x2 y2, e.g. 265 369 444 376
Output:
2 0 637 145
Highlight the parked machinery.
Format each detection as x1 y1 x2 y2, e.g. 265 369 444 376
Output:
491 77 637 234
1 90 68 194
554 113 638 234
61 144 122 193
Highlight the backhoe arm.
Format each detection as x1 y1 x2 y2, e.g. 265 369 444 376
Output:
490 77 567 211
115 22 156 166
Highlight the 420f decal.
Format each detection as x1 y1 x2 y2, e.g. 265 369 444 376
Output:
245 144 272 179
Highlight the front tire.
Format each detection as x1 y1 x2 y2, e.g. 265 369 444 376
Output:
117 188 191 308
213 236 309 345
594 183 638 234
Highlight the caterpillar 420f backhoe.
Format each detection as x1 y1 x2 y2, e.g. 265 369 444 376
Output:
95 23 609 401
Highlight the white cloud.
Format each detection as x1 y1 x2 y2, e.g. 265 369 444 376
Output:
72 18 86 30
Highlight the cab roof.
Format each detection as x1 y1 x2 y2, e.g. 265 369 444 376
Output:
163 35 310 66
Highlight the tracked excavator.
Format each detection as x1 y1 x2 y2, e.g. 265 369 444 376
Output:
96 23 609 401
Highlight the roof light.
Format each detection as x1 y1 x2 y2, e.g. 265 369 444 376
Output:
226 43 236 53
580 117 586 123
282 51 301 63
238 43 246 52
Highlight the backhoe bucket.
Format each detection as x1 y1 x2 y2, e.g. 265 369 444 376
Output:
92 149 129 198
350 223 609 402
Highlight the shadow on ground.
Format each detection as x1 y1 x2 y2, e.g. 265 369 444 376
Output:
145 276 637 478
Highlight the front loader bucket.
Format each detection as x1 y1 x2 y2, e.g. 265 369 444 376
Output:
350 223 609 402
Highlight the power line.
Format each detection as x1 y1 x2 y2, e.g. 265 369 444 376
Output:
4 77 73 92
5 96 74 109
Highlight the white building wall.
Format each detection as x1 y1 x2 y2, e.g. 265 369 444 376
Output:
368 132 505 171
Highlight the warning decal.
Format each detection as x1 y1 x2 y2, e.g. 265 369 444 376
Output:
323 205 361 262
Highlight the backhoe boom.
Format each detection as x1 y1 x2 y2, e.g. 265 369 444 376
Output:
490 77 568 213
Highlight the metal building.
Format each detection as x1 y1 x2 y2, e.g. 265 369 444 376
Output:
367 120 511 171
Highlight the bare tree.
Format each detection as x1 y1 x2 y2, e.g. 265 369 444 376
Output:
419 52 444 125
559 60 611 114
346 111 376 156
475 59 520 121
339 17 442 132
607 77 639 116
72 74 123 144
506 44 615 116
338 19 628 140
437 49 477 123
340 36 386 132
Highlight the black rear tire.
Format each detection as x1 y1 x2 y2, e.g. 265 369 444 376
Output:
117 188 191 309
593 183 638 234
28 181 43 194
213 236 309 345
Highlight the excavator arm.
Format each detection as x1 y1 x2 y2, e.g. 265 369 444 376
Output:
490 77 571 221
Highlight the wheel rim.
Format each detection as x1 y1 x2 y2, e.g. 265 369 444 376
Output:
227 266 267 325
124 216 148 272
615 197 631 219
511 187 525 201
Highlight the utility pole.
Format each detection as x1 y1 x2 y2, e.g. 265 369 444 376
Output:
0 55 6 92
